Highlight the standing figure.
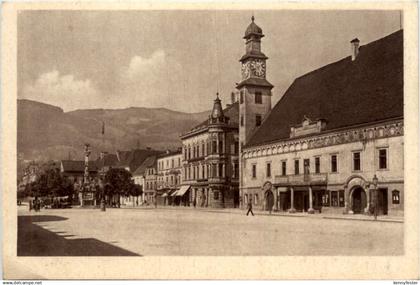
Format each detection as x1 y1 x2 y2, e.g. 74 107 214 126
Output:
246 200 254 216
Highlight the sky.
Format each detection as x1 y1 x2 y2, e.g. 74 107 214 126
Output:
18 10 401 113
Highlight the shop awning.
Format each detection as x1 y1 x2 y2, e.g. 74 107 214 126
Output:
171 190 179 196
176 185 191 196
161 193 168 197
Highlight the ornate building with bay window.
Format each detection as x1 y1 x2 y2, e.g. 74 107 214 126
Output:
180 94 240 208
239 17 404 216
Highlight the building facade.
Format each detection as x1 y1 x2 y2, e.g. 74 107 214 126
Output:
156 150 182 205
180 95 240 208
239 18 404 216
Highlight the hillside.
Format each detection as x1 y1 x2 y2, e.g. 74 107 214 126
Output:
17 99 210 161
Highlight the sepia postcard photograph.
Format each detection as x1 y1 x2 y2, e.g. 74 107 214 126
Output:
1 1 419 281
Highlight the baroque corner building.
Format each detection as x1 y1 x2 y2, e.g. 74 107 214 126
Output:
180 93 240 208
239 18 404 216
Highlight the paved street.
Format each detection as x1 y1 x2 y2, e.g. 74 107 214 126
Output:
18 206 403 256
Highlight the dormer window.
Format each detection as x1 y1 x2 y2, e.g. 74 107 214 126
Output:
290 116 327 138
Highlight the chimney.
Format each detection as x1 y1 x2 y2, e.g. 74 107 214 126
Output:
350 38 360 61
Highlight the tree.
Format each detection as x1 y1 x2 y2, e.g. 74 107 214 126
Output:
24 168 74 200
127 184 143 207
104 168 134 207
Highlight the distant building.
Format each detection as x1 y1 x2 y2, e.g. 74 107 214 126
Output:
60 160 99 206
112 148 161 173
156 149 182 206
239 17 403 216
60 160 98 185
18 161 40 190
132 155 158 204
180 94 240 208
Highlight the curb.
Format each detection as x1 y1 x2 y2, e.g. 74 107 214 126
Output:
322 216 404 223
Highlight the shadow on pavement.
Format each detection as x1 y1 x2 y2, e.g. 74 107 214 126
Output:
18 215 140 256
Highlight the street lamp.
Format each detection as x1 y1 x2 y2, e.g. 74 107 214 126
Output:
372 174 378 220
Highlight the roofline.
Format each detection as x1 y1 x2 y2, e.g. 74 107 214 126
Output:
181 102 239 139
157 151 182 159
243 116 403 149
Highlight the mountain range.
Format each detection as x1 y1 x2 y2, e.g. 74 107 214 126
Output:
18 99 211 162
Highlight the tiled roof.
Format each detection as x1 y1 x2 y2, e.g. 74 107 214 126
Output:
183 102 239 136
61 160 98 173
157 149 182 158
96 153 118 168
115 149 161 172
132 156 157 176
236 77 273 89
246 29 403 148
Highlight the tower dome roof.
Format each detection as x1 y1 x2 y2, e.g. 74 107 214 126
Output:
244 16 264 39
211 93 224 119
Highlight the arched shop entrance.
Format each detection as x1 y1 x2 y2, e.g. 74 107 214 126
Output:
262 182 274 212
264 190 274 211
351 187 367 214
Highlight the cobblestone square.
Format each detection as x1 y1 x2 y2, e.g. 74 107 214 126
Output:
18 207 403 256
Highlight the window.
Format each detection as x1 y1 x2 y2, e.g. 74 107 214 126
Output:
234 163 239 178
256 115 262 127
212 141 217 154
266 162 271 178
201 143 205 156
218 164 223 177
171 159 174 168
392 190 400 204
304 159 310 174
322 192 330 206
379 148 387 169
244 194 248 205
240 91 244 104
294 160 300 175
252 164 257 178
234 142 239 154
281 161 287 176
353 152 361 171
339 190 345 207
202 165 205 178
331 155 338 173
331 191 338 207
315 157 320 174
255 92 262 104
240 115 244 126
254 194 259 205
219 140 223 154
214 191 219 200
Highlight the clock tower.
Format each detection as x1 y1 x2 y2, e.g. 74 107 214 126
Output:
237 16 273 148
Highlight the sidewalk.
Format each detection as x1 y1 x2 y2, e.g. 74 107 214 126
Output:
119 204 404 223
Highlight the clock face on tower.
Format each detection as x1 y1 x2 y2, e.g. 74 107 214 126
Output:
241 63 250 79
241 59 266 80
253 60 266 77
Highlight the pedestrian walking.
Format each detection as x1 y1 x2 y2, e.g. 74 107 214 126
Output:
246 201 254 216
